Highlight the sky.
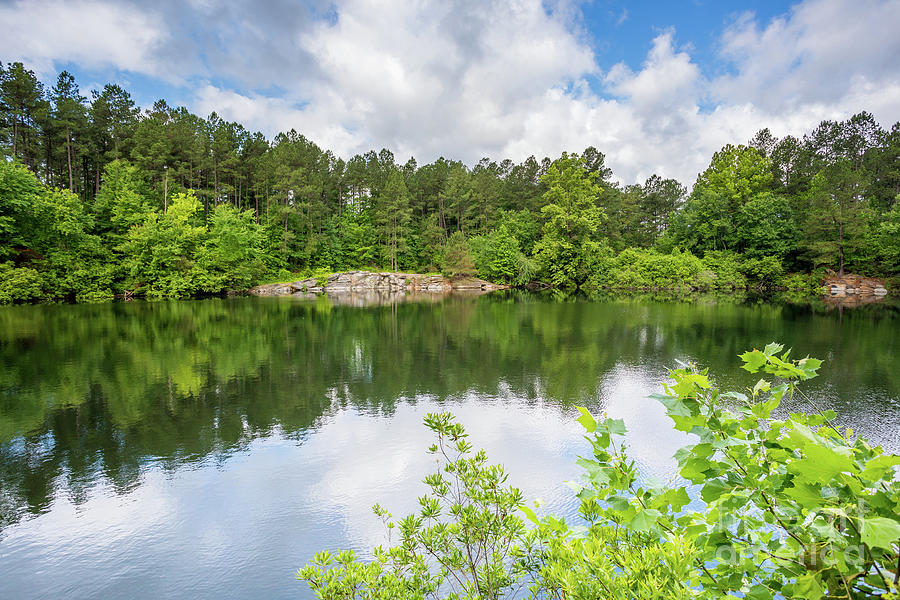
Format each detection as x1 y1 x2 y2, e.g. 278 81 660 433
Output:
2 0 899 185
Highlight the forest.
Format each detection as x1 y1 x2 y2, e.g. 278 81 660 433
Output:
1 60 899 302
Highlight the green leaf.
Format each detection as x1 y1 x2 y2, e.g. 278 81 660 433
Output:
860 454 900 481
519 504 539 525
752 378 771 397
700 479 730 503
797 356 823 379
629 508 661 532
576 458 611 486
788 443 856 485
603 418 627 436
606 495 630 512
575 406 596 433
860 516 900 550
763 342 784 356
790 574 825 599
672 377 699 397
751 394 780 419
664 487 691 512
740 349 768 373
783 482 822 505
659 395 693 417
745 584 773 600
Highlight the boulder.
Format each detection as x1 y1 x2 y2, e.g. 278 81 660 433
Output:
250 271 503 296
823 273 887 297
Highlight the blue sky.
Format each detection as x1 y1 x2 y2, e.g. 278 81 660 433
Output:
583 2 787 74
3 0 899 184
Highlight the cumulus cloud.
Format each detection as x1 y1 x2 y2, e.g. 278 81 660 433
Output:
714 0 900 111
196 0 900 185
296 0 598 160
4 0 900 185
0 0 167 78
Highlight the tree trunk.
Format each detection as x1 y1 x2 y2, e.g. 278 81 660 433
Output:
66 129 75 192
838 218 845 277
213 157 219 204
45 135 53 185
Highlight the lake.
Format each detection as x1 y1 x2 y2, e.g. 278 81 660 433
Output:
1 292 898 599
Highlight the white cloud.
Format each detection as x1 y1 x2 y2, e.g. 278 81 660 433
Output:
715 0 900 111
5 0 900 186
0 0 167 79
605 31 702 114
292 0 598 160
195 0 899 186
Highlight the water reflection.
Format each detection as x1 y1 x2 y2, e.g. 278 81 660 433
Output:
325 289 452 306
0 293 898 599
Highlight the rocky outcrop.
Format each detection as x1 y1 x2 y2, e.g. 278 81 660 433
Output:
248 271 507 297
248 278 323 296
823 273 888 297
447 276 508 291
325 271 451 292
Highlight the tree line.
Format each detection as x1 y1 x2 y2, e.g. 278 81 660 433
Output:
1 60 899 302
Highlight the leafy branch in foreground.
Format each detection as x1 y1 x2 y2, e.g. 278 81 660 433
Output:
298 412 534 600
298 345 900 599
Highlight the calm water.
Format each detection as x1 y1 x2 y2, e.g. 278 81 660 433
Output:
1 292 898 599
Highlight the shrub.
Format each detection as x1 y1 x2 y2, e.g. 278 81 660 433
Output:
440 231 477 278
700 250 747 290
740 255 785 287
0 262 45 303
298 345 900 599
587 248 703 290
470 225 522 284
778 271 827 295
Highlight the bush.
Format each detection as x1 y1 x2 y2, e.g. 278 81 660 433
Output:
778 271 827 295
440 231 477 278
470 225 522 284
587 248 703 290
740 255 785 287
298 346 900 599
699 250 747 290
0 262 45 303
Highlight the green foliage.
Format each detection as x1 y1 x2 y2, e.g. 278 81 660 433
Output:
670 145 775 256
736 192 798 260
0 262 44 303
584 247 788 292
336 210 378 270
440 231 477 277
299 346 900 599
740 255 786 287
777 271 828 295
589 247 702 290
699 250 749 290
804 163 872 274
533 153 606 288
470 225 522 284
121 191 207 298
620 343 900 599
696 144 773 204
0 160 42 258
194 203 267 292
497 209 541 256
3 61 900 301
298 412 531 599
871 202 900 275
376 169 413 271
92 159 150 241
